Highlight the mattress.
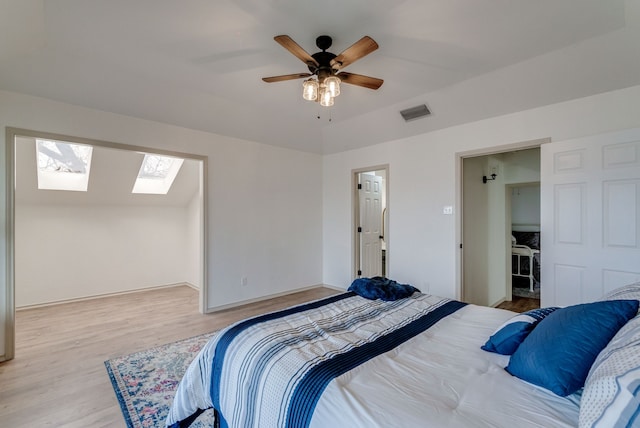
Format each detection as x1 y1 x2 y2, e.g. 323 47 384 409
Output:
167 293 580 427
311 304 580 427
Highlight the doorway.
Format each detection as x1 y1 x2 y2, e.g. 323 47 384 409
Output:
508 183 541 300
3 127 207 361
460 145 542 308
353 165 389 279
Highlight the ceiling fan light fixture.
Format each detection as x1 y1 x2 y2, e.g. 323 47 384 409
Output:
324 75 341 97
264 35 383 109
302 78 319 101
319 86 334 107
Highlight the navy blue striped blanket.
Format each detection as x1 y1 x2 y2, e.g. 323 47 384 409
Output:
166 292 466 428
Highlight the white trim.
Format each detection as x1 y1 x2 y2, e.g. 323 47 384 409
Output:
351 164 390 281
205 284 330 313
183 282 200 291
15 282 192 311
321 283 346 292
491 298 507 308
3 128 16 362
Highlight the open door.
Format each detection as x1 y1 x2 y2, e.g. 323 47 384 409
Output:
461 146 542 307
354 167 388 279
541 128 640 307
359 173 383 277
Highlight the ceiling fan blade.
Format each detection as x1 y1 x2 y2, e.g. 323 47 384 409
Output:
274 35 319 67
331 36 379 70
262 73 312 83
337 72 383 90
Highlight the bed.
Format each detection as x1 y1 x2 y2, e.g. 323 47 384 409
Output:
166 280 640 428
511 230 541 292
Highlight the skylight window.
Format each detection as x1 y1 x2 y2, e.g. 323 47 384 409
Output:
132 154 184 195
36 139 93 191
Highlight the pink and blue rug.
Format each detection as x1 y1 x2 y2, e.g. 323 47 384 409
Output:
105 332 217 428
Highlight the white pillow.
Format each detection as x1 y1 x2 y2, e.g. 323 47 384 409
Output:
600 282 640 308
579 314 640 427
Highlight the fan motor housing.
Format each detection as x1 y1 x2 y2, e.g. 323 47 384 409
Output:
309 51 337 73
307 35 338 74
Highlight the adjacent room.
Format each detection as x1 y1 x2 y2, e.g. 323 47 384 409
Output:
1 1 640 427
14 135 204 309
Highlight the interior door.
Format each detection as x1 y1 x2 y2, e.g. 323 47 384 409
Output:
541 128 640 307
462 156 491 305
359 173 383 277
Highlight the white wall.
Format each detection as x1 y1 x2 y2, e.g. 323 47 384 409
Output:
0 90 323 319
486 155 507 306
504 149 541 185
462 156 490 305
462 155 507 307
323 84 640 299
511 186 541 229
15 204 189 307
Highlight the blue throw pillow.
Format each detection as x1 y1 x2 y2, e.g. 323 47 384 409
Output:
481 307 559 355
506 299 639 396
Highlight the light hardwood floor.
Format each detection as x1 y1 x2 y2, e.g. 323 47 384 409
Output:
0 285 339 428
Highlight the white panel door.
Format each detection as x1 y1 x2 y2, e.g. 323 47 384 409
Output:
359 174 383 277
541 129 640 307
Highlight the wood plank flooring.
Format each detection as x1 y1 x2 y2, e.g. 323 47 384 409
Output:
0 285 339 428
0 284 539 427
496 296 540 313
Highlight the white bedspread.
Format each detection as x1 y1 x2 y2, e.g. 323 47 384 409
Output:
311 304 580 428
167 294 580 428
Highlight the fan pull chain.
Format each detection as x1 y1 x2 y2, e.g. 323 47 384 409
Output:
316 106 332 122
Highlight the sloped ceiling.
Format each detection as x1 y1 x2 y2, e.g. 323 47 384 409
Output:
15 136 201 206
1 1 639 154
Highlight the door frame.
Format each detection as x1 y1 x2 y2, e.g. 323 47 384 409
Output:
3 127 208 362
352 164 389 280
456 138 548 302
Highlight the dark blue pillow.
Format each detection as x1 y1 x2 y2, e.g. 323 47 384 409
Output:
506 299 639 396
481 307 559 355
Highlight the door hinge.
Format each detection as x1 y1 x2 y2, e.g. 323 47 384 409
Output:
357 270 362 276
357 183 362 189
358 226 362 233
460 243 463 249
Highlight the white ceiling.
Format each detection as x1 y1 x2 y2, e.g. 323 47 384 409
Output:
1 1 639 154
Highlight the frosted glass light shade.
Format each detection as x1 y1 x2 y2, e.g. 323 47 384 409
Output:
302 79 318 101
319 86 334 107
324 76 341 97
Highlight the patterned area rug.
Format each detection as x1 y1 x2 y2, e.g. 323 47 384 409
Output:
105 331 217 428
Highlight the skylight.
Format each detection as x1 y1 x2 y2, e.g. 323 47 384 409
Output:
132 154 184 195
36 139 93 191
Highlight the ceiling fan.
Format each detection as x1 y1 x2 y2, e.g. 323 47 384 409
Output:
262 35 383 107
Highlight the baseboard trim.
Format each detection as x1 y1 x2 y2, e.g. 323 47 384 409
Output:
17 283 334 312
16 282 192 311
205 284 336 313
321 283 347 292
491 297 507 308
183 282 200 291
